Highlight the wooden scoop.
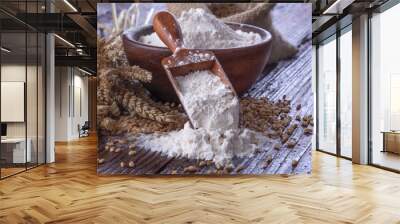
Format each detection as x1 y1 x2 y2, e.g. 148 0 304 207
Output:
153 11 238 128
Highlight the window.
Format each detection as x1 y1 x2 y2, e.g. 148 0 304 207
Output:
0 1 46 179
370 2 400 171
339 28 352 158
316 25 353 159
317 36 337 154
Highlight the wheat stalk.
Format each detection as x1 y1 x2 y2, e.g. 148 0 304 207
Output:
97 5 187 135
116 90 185 124
107 66 152 83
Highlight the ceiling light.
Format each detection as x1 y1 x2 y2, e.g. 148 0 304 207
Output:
323 0 355 15
76 48 85 55
63 0 78 12
54 34 75 48
323 0 339 14
78 67 93 76
1 47 11 53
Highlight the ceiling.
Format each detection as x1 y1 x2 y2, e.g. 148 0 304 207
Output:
0 0 394 73
311 0 391 43
0 0 99 74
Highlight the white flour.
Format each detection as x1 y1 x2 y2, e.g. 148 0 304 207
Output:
136 122 264 166
176 70 239 131
136 70 267 166
139 8 262 49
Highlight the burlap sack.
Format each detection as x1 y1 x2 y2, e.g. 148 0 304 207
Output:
166 3 298 64
167 3 213 16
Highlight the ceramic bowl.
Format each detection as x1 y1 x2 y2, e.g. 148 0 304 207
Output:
122 22 272 101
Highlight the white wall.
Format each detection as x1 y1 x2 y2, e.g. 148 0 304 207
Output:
1 63 46 164
72 73 89 138
1 65 35 138
1 65 26 137
55 66 70 141
54 67 89 141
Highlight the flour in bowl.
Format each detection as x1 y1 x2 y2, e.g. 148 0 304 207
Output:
139 8 262 49
136 70 267 166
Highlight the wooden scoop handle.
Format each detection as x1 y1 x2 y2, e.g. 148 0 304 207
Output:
153 11 184 53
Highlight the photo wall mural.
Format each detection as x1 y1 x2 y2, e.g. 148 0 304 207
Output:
97 3 313 175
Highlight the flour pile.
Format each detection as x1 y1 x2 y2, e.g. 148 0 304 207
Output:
136 70 267 166
139 8 262 49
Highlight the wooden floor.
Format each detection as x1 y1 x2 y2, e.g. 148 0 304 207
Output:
372 150 400 171
1 164 45 178
1 167 25 178
0 134 400 223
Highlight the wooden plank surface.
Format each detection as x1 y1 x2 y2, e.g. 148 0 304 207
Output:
97 3 313 175
2 135 400 223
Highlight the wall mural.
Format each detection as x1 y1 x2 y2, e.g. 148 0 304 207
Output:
97 3 313 175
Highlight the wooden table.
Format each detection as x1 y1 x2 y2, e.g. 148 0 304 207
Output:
1 138 32 165
382 131 400 154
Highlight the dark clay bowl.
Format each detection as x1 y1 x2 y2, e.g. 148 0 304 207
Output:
122 22 272 102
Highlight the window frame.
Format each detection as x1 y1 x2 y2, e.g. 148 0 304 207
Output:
315 24 353 161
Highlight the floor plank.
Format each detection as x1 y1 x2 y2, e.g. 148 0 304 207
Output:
1 135 400 223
